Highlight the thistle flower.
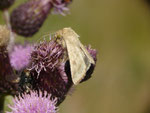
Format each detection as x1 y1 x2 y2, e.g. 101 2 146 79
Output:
9 44 33 71
51 0 72 15
10 0 52 37
0 0 15 10
30 40 65 74
28 39 72 105
8 91 57 113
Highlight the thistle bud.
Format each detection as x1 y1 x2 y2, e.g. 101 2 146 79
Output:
10 0 52 37
0 0 15 10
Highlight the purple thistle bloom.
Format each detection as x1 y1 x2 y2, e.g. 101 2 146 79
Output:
29 39 72 105
51 0 72 15
7 91 57 113
30 40 65 75
9 44 33 71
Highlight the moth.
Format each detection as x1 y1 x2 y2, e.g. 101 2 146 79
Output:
55 28 95 85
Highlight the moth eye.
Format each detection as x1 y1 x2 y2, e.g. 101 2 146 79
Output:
80 64 95 83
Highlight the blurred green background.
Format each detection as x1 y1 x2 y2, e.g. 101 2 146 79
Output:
1 0 150 113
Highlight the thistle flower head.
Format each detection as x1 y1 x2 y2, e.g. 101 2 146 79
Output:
27 39 72 105
0 25 10 47
30 40 65 74
0 0 15 10
8 91 57 113
9 44 33 71
10 0 52 37
51 0 72 15
31 63 71 105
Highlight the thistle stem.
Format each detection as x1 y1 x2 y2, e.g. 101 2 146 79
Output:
3 9 15 52
3 10 11 29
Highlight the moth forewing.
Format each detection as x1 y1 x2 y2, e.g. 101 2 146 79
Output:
65 38 88 85
56 28 95 85
79 41 95 64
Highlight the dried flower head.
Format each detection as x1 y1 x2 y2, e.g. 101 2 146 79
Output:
8 91 57 113
0 25 10 47
0 0 15 10
10 0 52 37
9 44 33 71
